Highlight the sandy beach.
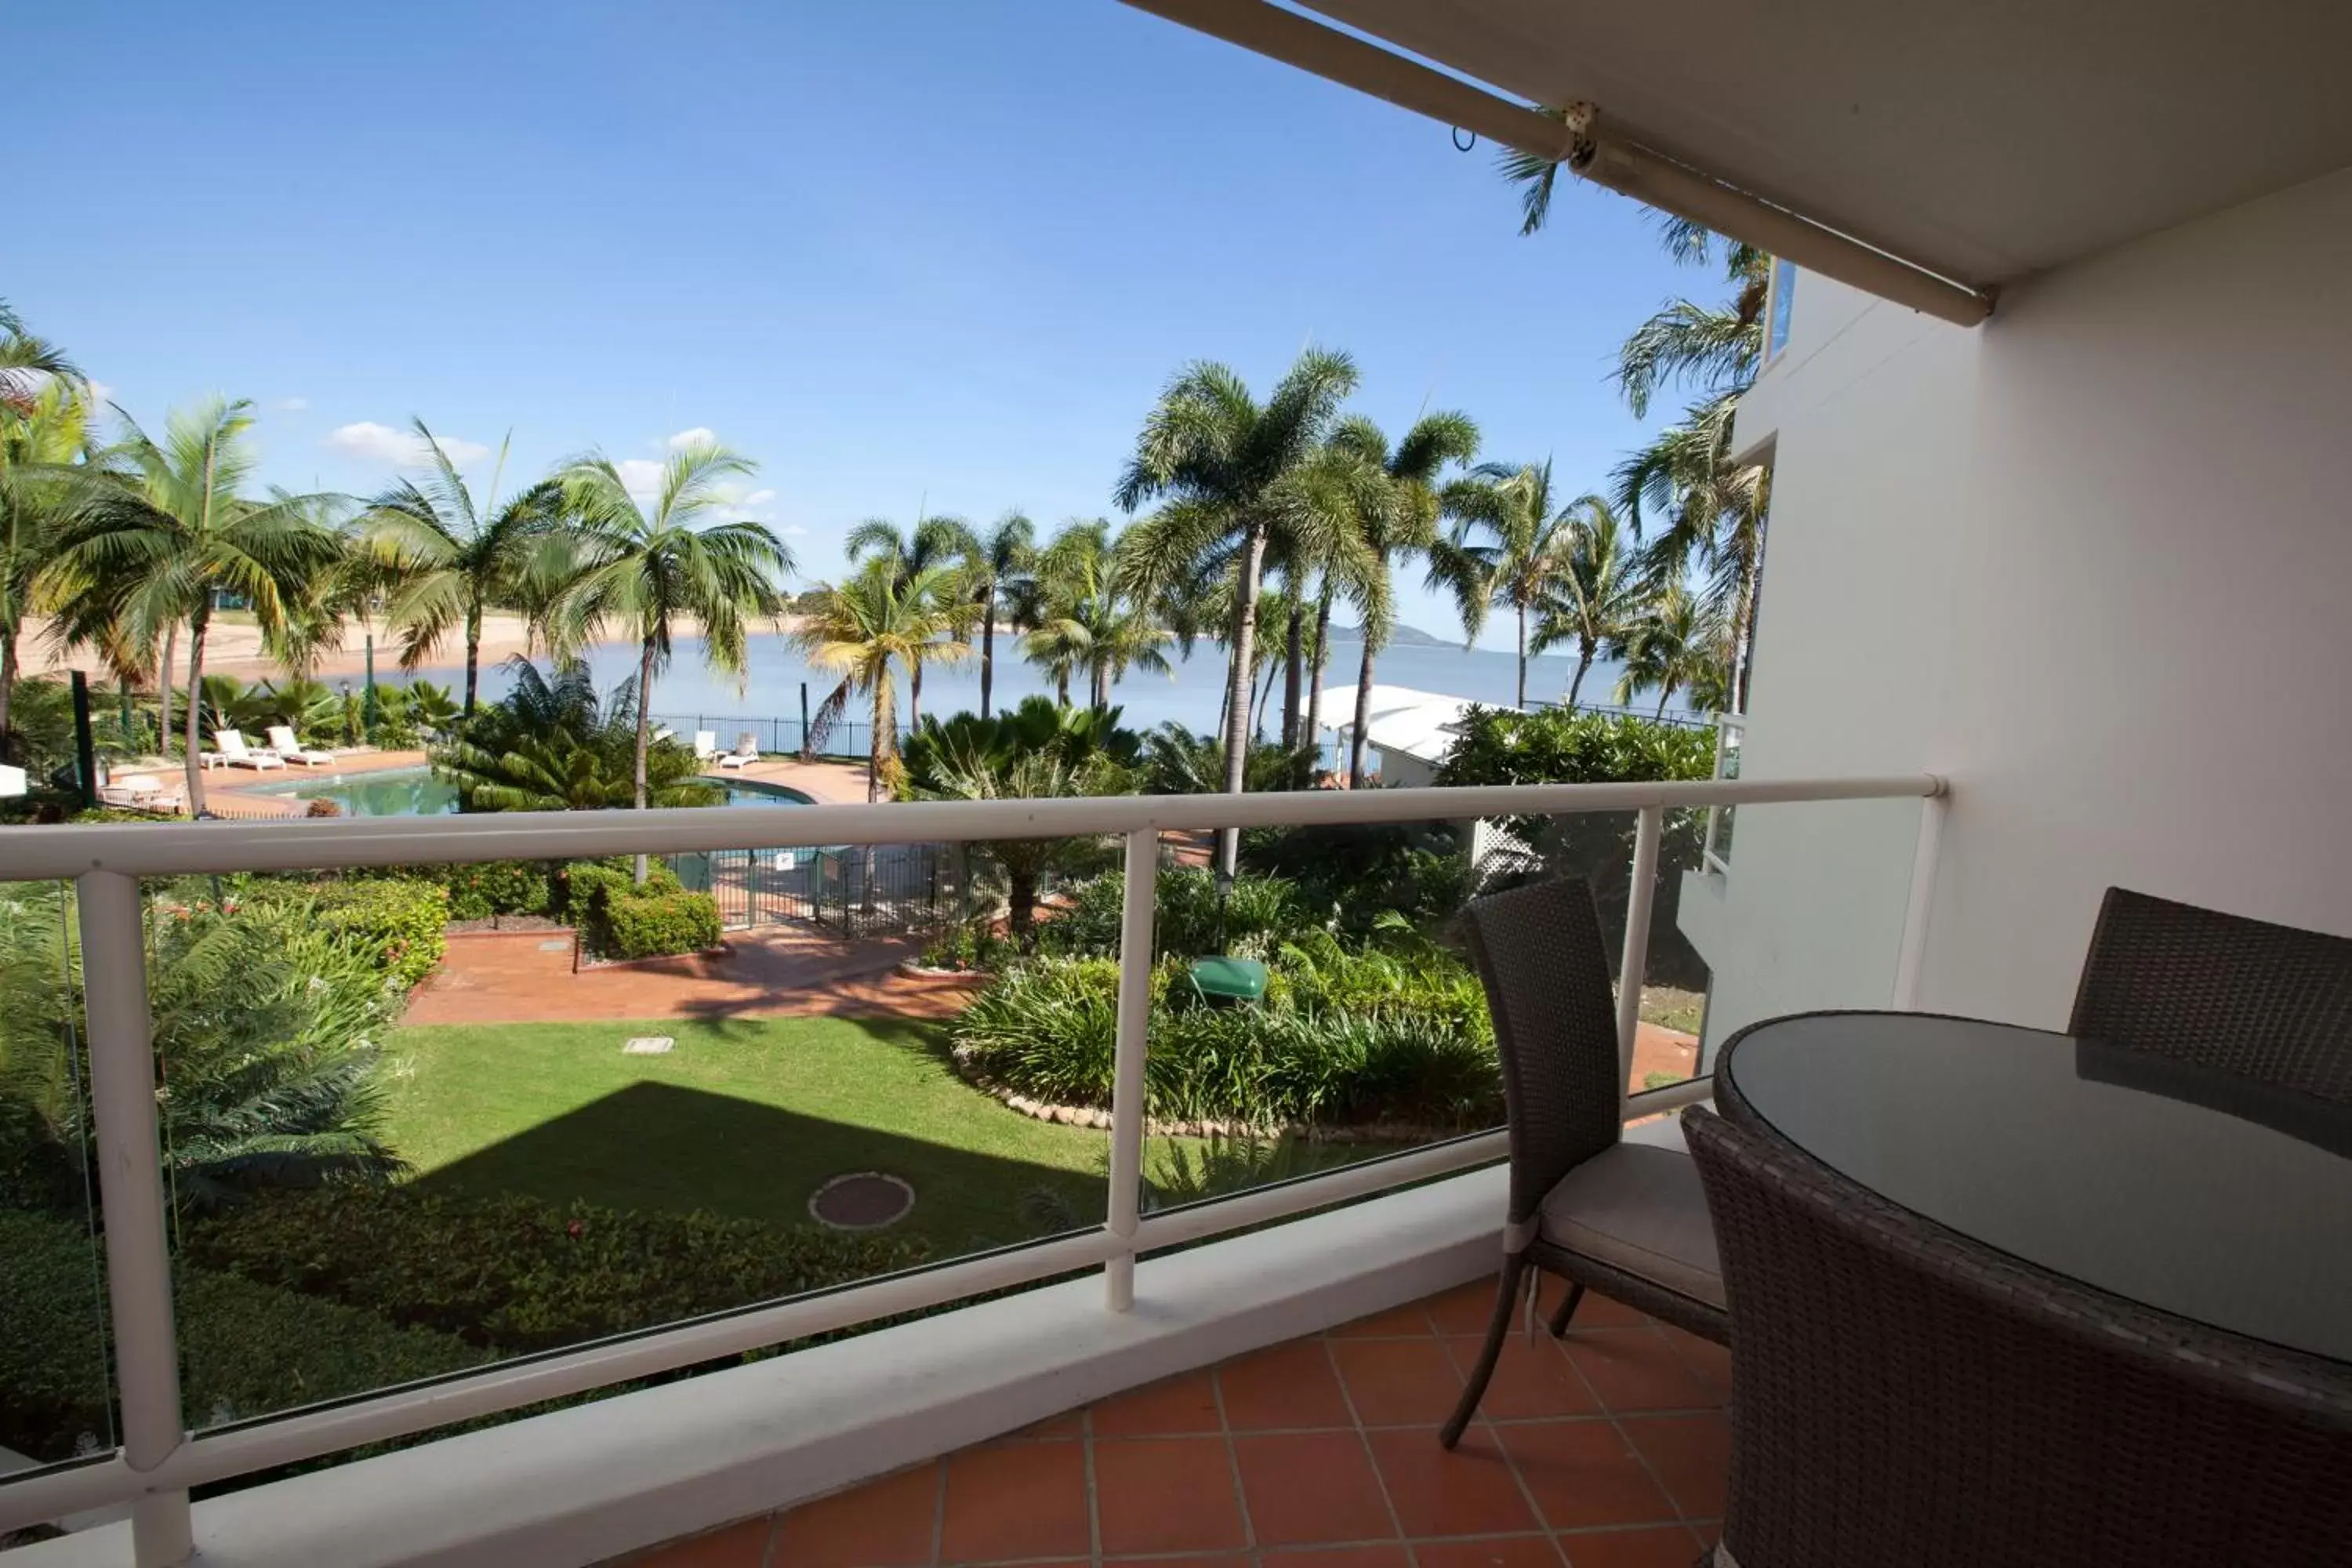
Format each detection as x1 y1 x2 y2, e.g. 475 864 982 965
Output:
18 612 724 683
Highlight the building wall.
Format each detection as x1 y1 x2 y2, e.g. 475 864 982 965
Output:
1690 165 2352 1048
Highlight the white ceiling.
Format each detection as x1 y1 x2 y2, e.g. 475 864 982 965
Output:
1297 0 2352 287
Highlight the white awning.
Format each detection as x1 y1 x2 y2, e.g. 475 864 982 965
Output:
1120 0 2352 322
1319 684 1483 764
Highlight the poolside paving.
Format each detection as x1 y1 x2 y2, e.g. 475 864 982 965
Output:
617 1282 1729 1568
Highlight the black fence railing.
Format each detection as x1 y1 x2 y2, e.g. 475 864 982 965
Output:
668 841 961 938
649 712 899 763
1521 699 1722 731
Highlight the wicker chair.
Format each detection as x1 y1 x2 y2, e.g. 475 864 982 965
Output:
2071 886 2352 1104
1439 877 1727 1450
1682 1103 2352 1568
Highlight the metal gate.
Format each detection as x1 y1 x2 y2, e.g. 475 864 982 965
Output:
669 841 960 938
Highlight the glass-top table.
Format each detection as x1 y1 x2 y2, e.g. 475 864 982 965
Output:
1719 1011 2352 1363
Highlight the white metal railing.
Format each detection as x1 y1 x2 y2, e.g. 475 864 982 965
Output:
0 773 1944 1560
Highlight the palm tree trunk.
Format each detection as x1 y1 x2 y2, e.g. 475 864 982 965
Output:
867 685 887 804
1348 637 1377 789
1054 668 1069 706
1279 597 1304 749
1305 585 1332 775
909 658 922 733
1252 655 1277 742
183 610 210 812
632 634 656 884
463 601 483 717
1217 522 1269 887
158 623 177 758
1091 660 1109 713
1568 643 1594 709
1515 604 1528 710
1657 684 1673 719
979 589 997 719
0 633 16 760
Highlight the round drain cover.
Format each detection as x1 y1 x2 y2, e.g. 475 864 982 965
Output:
808 1172 915 1230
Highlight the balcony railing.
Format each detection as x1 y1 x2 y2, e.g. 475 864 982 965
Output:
0 771 1943 1562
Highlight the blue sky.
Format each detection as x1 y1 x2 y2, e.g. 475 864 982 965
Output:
11 1 1700 647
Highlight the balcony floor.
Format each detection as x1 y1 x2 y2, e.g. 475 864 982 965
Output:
624 1281 1729 1568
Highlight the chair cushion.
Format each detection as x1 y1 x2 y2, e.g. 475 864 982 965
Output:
1537 1127 1725 1311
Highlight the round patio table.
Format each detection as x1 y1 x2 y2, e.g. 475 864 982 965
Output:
1715 1011 2352 1364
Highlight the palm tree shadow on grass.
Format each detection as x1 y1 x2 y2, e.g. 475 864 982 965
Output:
405 1078 1104 1251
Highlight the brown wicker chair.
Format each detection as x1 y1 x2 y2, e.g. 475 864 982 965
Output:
1439 877 1727 1450
2071 886 2352 1103
1682 1102 2352 1568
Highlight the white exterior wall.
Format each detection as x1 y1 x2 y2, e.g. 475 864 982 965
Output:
1689 166 2352 1050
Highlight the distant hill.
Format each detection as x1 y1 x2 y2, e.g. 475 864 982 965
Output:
1327 621 1451 648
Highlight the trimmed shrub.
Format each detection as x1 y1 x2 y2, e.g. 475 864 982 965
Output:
563 860 715 959
182 1188 929 1355
343 861 557 922
1041 866 1317 961
0 1208 482 1463
307 878 448 987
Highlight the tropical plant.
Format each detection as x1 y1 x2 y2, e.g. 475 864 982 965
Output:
431 659 721 812
1024 518 1171 712
1112 349 1361 881
0 300 81 412
900 695 1138 945
357 419 564 715
959 511 1035 719
0 382 105 757
1137 721 1314 797
790 558 969 800
0 889 407 1209
1613 583 1727 716
1324 411 1481 786
844 511 978 731
550 440 793 848
46 398 345 810
1431 457 1578 710
1531 493 1646 707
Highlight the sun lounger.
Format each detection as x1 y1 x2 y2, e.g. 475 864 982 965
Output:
214 730 285 771
717 732 760 770
265 726 338 767
694 730 720 763
96 774 185 813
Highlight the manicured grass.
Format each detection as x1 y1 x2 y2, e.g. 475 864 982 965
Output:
381 1015 1116 1252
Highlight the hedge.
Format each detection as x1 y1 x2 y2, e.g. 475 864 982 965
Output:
182 1187 929 1355
307 877 448 987
0 1207 484 1464
563 860 720 960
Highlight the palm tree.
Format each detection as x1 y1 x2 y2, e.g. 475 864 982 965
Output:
1325 412 1480 787
357 419 563 716
960 511 1036 719
1026 519 1171 713
551 440 793 854
844 511 978 731
789 559 969 801
1613 583 1728 716
49 398 345 811
1432 458 1577 710
1 383 107 755
1532 494 1646 709
0 300 81 412
1114 348 1359 882
433 659 719 811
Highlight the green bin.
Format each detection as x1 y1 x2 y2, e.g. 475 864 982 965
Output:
1187 956 1269 1007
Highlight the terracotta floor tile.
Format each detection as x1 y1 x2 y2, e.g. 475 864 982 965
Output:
1497 1420 1678 1531
1658 1327 1733 1399
1364 1426 1538 1539
1556 1525 1709 1566
995 1410 1084 1442
1329 1301 1436 1338
938 1437 1091 1563
772 1463 937 1567
1218 1338 1355 1431
1102 1558 1250 1567
1561 1290 1652 1330
1414 1537 1570 1567
1094 1436 1247 1555
1619 1412 1731 1521
1443 1334 1602 1421
1258 1549 1414 1567
1232 1432 1397 1546
1330 1338 1466 1426
630 1517 770 1567
1425 1279 1511 1335
1092 1371 1223 1437
1560 1329 1718 1414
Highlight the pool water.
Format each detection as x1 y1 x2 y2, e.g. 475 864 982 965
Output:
244 765 812 817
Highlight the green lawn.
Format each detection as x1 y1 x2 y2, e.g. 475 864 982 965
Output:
380 1015 1117 1254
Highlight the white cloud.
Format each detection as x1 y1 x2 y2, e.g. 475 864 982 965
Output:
742 488 777 506
273 396 309 412
776 524 808 537
615 458 666 501
665 426 718 449
325 421 491 469
88 381 117 406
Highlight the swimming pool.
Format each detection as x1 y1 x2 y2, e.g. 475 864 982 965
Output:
241 765 814 817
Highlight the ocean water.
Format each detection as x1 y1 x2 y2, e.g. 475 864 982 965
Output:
410 632 1693 748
